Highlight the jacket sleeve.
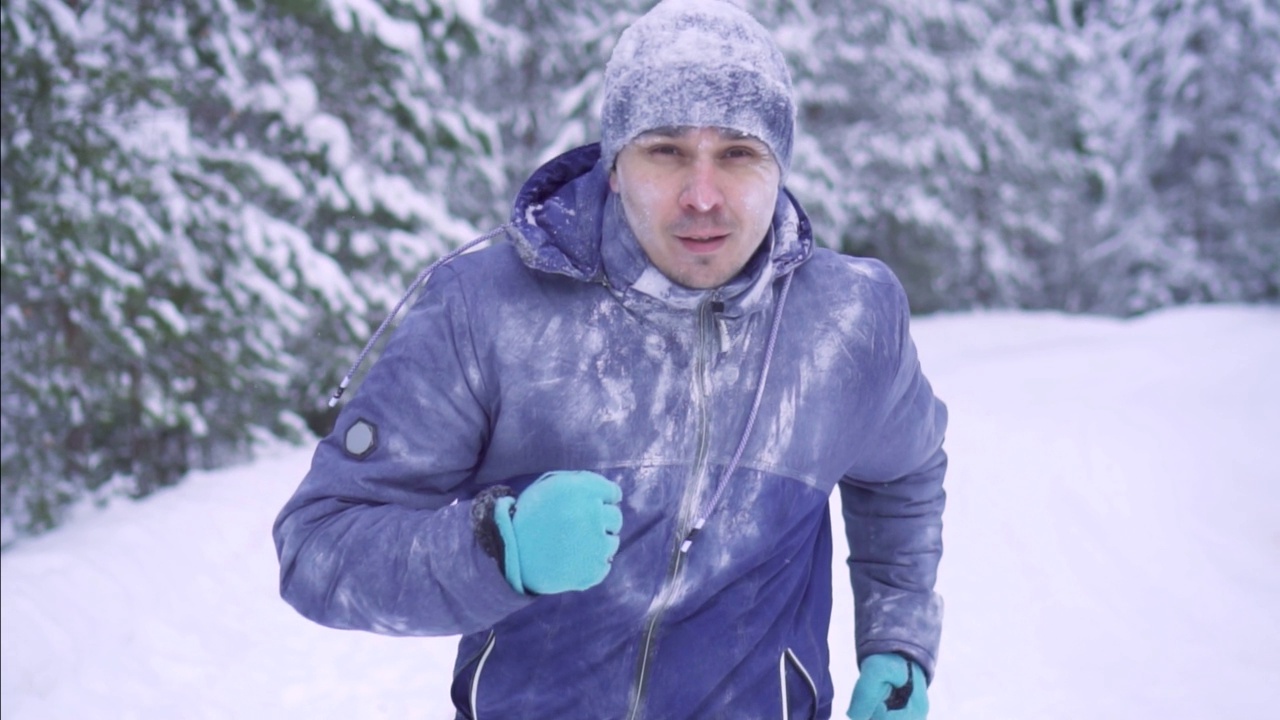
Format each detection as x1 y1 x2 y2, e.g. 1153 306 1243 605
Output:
839 269 948 682
273 264 533 636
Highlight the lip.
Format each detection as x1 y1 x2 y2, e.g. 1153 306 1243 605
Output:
676 233 729 254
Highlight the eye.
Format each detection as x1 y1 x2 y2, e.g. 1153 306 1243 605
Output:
647 143 683 157
722 144 767 162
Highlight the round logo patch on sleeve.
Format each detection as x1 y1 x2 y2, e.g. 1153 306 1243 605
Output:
344 419 377 458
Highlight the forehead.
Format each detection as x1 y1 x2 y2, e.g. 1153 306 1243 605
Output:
632 126 767 145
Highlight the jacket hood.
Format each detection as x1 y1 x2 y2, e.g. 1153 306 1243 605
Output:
506 143 814 308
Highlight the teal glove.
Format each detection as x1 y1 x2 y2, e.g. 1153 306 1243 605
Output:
493 471 623 595
847 653 929 719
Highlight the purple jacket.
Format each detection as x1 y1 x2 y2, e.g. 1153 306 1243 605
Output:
274 144 947 719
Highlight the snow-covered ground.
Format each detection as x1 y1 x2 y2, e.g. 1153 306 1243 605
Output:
3 305 1278 719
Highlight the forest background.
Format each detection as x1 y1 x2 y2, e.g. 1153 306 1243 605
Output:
2 0 1277 545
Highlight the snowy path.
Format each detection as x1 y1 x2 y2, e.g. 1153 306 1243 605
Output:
4 306 1278 718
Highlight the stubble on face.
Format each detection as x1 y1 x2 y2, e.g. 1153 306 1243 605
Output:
610 127 780 290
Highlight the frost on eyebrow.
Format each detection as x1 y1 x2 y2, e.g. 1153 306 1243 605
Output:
632 126 767 146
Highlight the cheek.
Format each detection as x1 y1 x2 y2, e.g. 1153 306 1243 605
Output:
621 175 671 227
735 180 779 229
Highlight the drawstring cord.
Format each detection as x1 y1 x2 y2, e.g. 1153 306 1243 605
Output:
327 225 510 408
681 270 794 553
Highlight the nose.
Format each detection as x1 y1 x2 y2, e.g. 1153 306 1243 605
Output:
679 157 724 213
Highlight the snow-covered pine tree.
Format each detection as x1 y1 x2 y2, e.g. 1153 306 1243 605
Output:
1082 0 1280 314
464 0 637 192
241 0 504 430
765 0 1099 313
1 0 498 543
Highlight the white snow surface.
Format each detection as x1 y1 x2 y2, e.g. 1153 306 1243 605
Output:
3 305 1278 718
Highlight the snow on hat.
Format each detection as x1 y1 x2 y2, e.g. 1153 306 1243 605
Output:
600 0 795 179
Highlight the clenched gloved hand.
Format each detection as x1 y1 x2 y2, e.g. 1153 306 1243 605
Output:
847 653 929 719
491 471 623 595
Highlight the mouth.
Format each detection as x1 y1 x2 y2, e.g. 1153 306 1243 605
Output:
676 233 730 254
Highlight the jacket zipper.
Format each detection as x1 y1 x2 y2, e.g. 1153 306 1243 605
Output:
469 631 497 719
779 647 819 720
626 295 721 720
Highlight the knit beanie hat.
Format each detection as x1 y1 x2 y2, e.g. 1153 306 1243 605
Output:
600 0 795 179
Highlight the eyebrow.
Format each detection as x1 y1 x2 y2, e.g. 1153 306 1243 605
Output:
635 126 761 142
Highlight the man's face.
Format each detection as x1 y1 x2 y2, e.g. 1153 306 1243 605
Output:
609 127 781 290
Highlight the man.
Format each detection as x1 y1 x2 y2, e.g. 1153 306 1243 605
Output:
274 1 947 718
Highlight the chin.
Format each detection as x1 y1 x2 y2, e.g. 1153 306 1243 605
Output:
674 269 733 290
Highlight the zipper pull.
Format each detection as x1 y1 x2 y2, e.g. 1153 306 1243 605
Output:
680 518 706 554
710 300 729 357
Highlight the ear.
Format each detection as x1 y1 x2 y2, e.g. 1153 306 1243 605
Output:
608 168 620 193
